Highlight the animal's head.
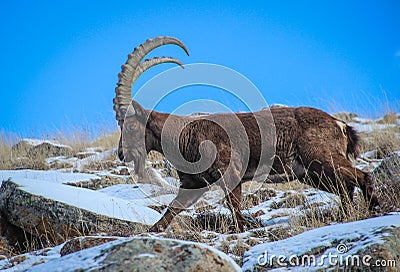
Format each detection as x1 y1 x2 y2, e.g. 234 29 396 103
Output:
113 36 189 178
117 100 151 178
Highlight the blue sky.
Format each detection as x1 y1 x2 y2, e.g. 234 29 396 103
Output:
1 1 399 137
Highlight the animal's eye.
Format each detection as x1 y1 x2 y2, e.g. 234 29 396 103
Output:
127 124 137 131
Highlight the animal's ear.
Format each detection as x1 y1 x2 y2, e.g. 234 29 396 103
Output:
131 100 148 122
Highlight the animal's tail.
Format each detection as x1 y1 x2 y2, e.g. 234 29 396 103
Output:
346 124 360 159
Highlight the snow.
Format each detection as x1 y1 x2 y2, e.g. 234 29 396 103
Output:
99 184 156 200
0 170 100 187
19 138 72 149
24 238 126 272
348 115 399 133
351 117 372 124
68 148 117 171
99 183 176 206
349 122 397 133
75 151 97 156
242 215 400 271
245 189 338 226
269 104 289 108
0 244 65 271
42 148 118 172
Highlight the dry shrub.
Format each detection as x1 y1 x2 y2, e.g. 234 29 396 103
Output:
0 236 15 258
241 186 278 210
147 151 179 179
163 215 204 242
89 131 120 150
191 211 232 233
271 192 306 209
377 112 398 124
267 224 305 242
217 239 230 254
241 193 260 209
231 238 250 262
266 180 309 191
360 127 400 159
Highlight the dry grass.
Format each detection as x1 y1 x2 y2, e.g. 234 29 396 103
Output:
54 128 92 154
0 131 19 170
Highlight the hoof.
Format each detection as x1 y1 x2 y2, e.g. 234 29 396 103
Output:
149 224 163 232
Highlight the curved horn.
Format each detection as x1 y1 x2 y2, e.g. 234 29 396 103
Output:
114 36 189 126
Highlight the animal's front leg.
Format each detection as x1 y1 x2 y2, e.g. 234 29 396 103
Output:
148 205 183 232
226 182 245 232
220 163 244 232
149 178 207 232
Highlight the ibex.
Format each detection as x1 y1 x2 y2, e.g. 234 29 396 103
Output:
113 36 379 232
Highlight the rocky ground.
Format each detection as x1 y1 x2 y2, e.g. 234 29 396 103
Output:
0 112 399 271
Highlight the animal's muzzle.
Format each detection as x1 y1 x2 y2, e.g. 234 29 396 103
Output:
118 137 125 161
118 145 125 162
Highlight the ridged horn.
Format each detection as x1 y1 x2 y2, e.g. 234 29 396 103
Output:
114 36 189 126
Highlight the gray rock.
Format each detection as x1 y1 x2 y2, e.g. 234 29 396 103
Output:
97 237 241 272
0 180 148 248
27 237 241 272
373 152 400 183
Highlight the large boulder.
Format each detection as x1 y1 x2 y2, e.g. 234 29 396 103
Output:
12 139 73 158
18 237 241 272
0 178 160 248
10 139 73 170
373 152 400 183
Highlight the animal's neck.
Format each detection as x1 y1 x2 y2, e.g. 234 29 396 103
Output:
146 111 172 155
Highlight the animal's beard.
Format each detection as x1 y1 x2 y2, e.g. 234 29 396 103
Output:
133 152 147 180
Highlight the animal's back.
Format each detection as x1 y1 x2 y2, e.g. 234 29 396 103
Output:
270 106 354 172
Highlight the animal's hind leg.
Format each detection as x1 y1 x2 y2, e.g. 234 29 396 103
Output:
304 156 379 211
226 183 245 232
149 175 207 232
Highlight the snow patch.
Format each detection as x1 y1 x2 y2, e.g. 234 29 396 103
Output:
349 122 397 133
99 183 176 206
242 215 400 271
0 170 100 187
